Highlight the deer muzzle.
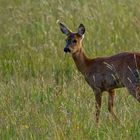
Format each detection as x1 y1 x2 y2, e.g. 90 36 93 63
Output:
64 44 71 53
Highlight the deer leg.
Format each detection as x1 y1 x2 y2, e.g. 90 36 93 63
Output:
108 90 119 121
94 91 102 124
122 72 140 103
125 83 140 103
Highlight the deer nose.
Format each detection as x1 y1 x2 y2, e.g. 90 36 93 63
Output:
64 44 71 53
64 47 70 53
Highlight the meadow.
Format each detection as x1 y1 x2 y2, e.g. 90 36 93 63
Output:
0 0 140 139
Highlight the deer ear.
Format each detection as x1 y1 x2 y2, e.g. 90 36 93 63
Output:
59 22 71 36
78 24 85 36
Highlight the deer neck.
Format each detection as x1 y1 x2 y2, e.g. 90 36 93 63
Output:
72 48 92 76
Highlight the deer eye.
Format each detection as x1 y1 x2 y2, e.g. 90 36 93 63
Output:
73 39 77 43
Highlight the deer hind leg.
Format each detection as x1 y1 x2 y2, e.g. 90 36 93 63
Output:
125 83 140 103
108 90 119 121
123 68 140 103
94 91 102 125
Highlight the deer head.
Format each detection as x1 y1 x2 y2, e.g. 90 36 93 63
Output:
59 22 85 54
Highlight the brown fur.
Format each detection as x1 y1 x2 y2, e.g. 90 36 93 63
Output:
59 22 140 124
73 50 140 123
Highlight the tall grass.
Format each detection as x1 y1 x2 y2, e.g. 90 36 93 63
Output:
0 0 140 139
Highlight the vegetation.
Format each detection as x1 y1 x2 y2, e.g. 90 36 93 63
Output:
0 0 140 139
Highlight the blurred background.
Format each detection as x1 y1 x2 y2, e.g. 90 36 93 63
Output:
0 0 140 139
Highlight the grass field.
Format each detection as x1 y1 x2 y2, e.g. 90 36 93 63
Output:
1 0 140 139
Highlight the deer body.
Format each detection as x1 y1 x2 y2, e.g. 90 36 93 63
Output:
58 22 140 124
75 51 140 92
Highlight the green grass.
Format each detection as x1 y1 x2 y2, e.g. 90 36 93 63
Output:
1 0 140 139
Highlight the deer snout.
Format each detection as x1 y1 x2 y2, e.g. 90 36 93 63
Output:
64 47 70 53
64 44 71 53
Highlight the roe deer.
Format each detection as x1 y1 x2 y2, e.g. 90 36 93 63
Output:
58 21 140 124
